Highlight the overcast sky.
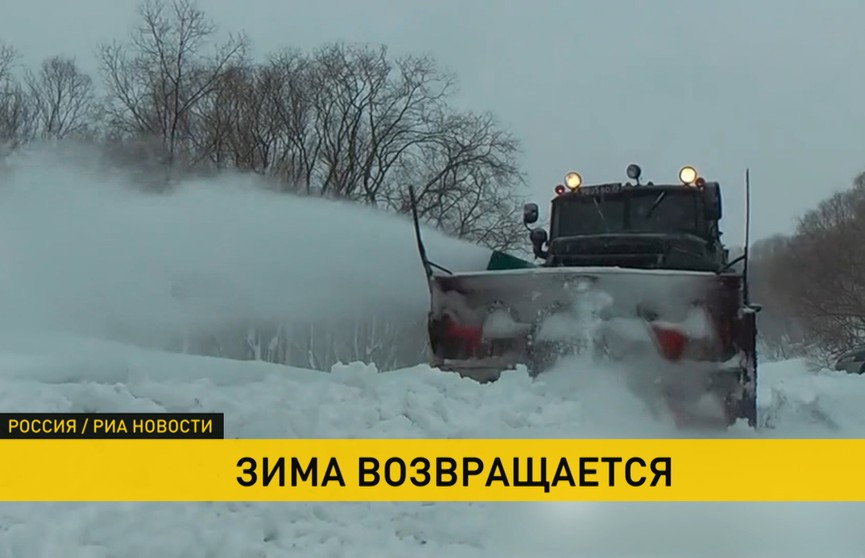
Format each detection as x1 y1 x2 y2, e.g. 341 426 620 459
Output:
4 0 865 246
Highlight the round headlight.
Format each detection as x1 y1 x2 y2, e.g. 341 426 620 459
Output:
564 171 582 190
678 166 698 185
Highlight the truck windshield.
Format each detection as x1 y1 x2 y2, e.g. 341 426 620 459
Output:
555 190 702 236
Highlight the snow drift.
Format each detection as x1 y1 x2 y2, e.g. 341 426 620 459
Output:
0 336 863 557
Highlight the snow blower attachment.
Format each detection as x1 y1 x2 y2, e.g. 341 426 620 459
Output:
409 164 760 428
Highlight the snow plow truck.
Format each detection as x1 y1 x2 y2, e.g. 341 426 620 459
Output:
410 164 760 428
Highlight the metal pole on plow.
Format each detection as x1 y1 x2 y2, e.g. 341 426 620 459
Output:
743 168 751 306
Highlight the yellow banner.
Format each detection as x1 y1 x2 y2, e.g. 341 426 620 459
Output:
1 439 863 502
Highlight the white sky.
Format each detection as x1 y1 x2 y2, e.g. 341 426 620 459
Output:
4 0 865 246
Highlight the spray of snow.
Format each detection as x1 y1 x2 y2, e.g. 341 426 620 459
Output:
0 144 490 359
482 308 532 338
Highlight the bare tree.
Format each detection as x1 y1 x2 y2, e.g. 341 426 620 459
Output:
0 43 35 147
0 83 33 147
272 43 526 249
188 63 251 169
192 62 286 174
298 44 465 205
98 0 247 169
187 41 527 249
763 172 865 359
748 234 806 359
266 49 321 191
394 110 527 251
25 56 96 140
0 43 17 83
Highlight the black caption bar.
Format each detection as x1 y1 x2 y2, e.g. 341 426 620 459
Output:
0 412 224 439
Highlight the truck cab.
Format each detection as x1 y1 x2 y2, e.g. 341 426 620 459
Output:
523 165 729 273
415 163 758 427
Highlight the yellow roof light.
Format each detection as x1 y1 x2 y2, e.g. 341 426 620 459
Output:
564 171 582 190
678 165 698 186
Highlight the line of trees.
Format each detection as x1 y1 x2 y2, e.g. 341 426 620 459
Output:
0 0 527 251
749 171 865 367
4 0 862 371
0 0 529 370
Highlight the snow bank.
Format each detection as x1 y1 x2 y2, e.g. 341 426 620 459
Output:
758 358 865 434
1 499 860 558
0 340 863 557
0 335 670 438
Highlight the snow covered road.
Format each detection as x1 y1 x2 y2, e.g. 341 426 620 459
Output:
0 336 863 558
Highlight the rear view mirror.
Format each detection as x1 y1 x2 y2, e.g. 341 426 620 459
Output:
529 228 548 259
523 203 539 225
530 228 548 244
